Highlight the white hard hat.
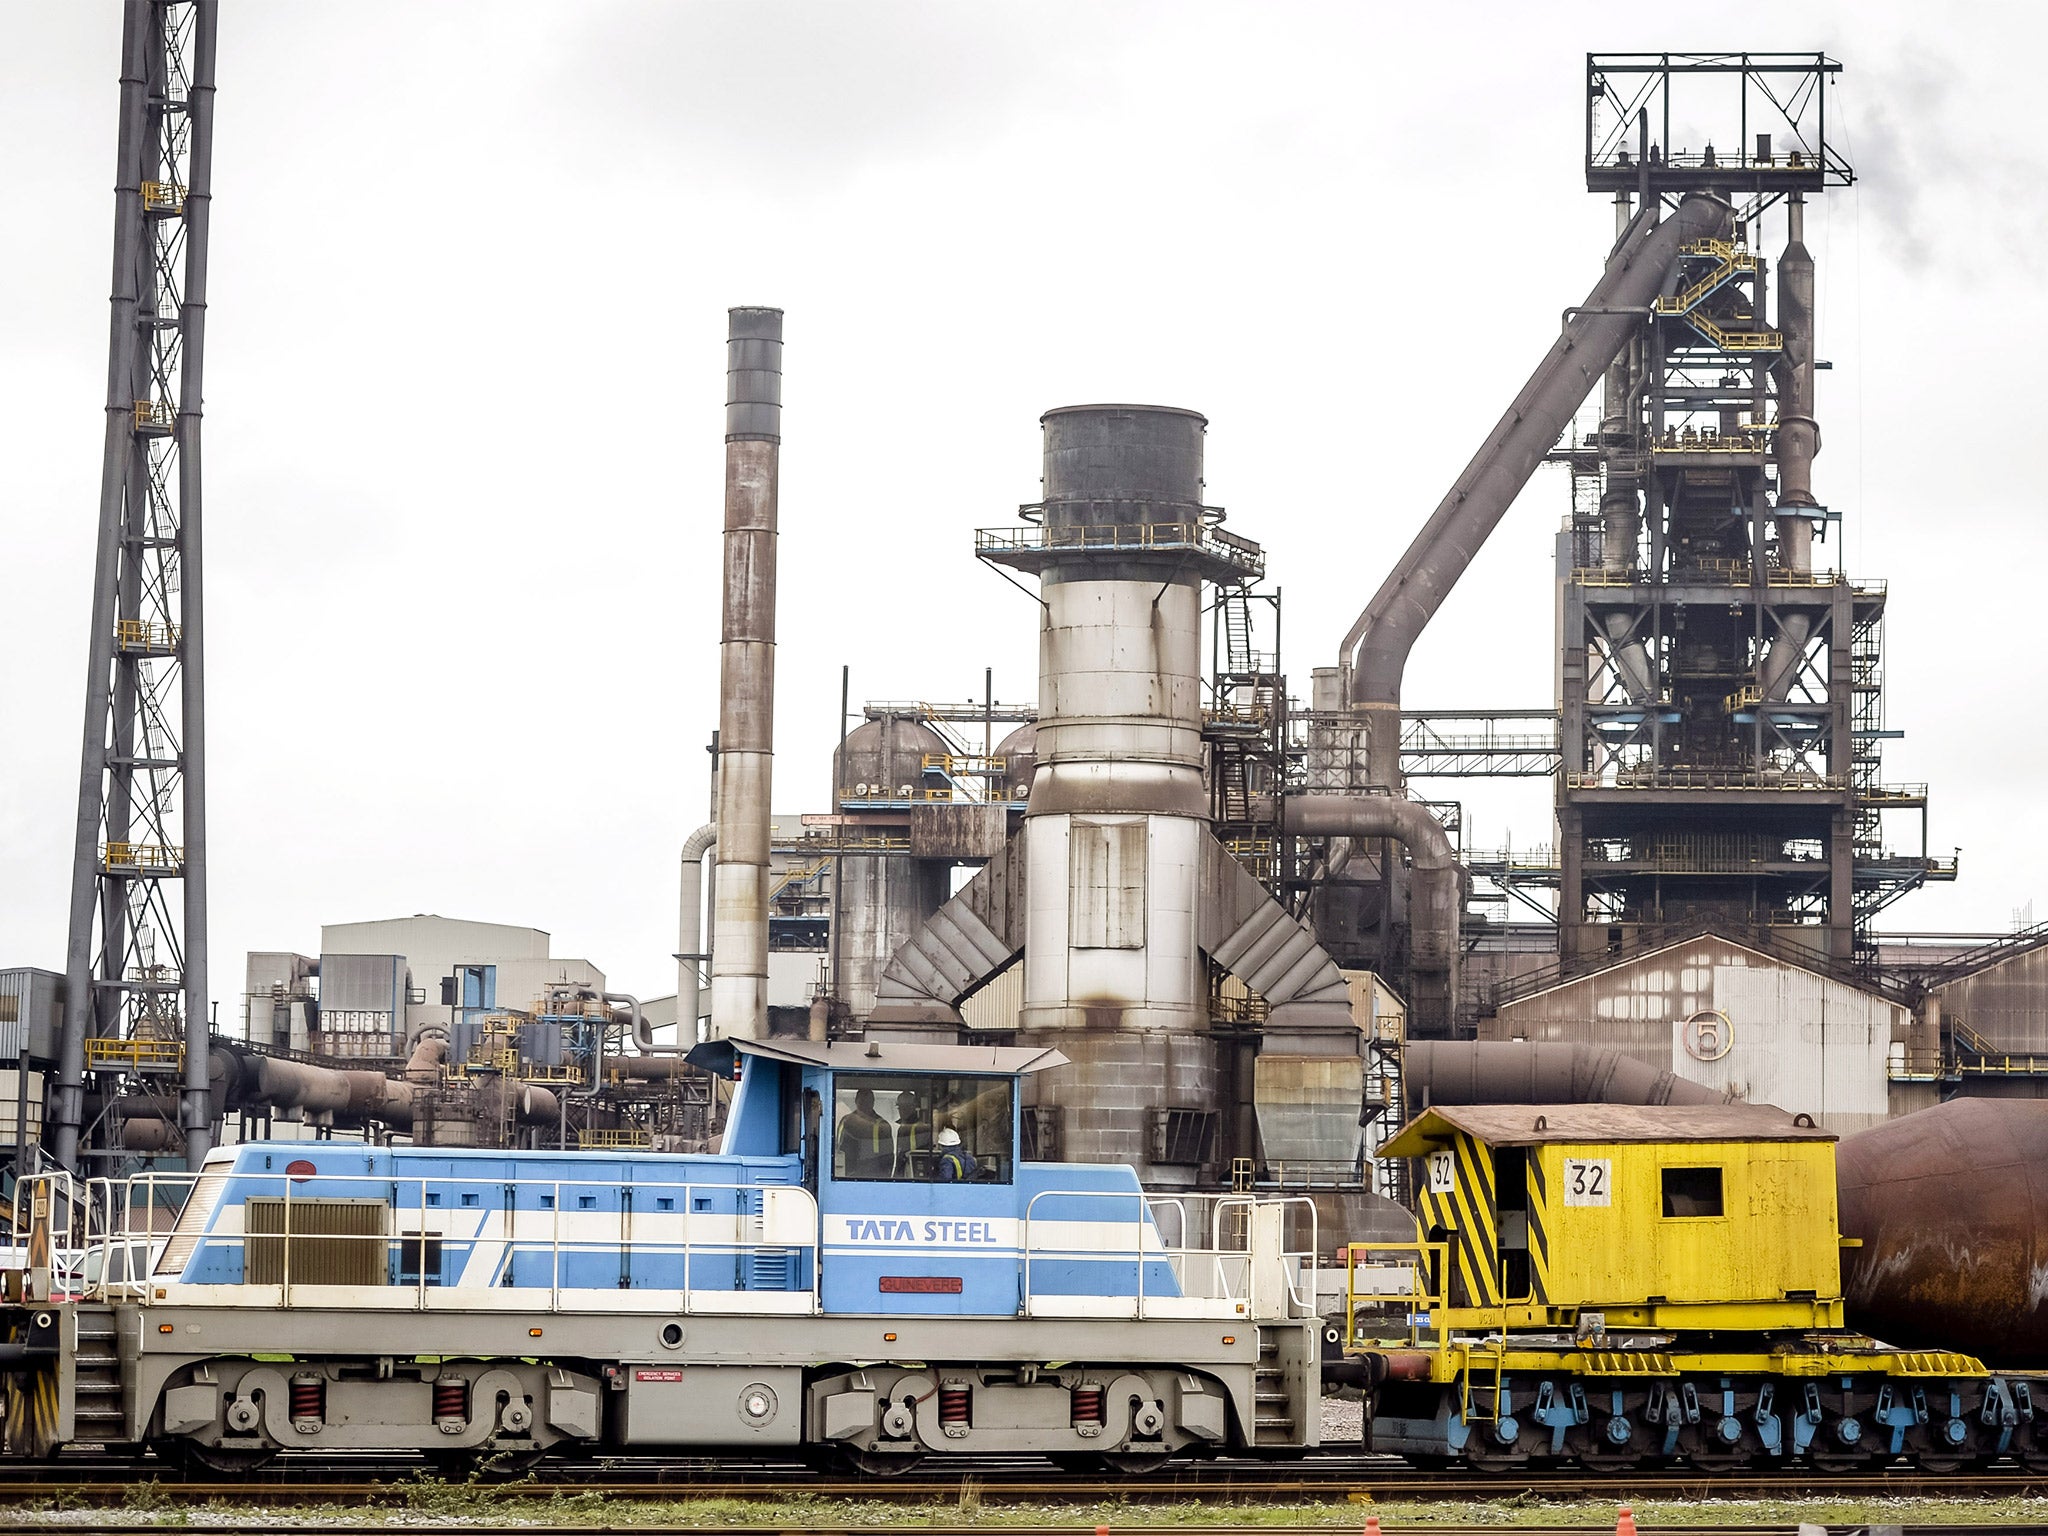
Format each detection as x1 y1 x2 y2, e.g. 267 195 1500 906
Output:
936 1127 962 1148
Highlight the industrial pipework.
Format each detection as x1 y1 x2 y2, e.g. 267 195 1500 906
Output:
1268 794 1461 1038
1761 193 1819 699
871 405 1359 1189
1338 192 1732 786
710 308 782 1042
1402 1039 1725 1110
677 821 715 1040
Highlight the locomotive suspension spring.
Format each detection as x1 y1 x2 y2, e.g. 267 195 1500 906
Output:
288 1377 325 1423
1071 1386 1104 1426
433 1380 469 1420
938 1385 971 1428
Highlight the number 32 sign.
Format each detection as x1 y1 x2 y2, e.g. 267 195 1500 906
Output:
1563 1157 1611 1206
1426 1150 1456 1194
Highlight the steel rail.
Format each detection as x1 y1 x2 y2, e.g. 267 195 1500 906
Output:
4 1467 2047 1501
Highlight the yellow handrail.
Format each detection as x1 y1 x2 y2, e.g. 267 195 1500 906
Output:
85 1038 184 1070
101 842 184 870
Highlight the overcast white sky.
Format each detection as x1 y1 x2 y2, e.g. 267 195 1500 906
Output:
3 2 2044 1013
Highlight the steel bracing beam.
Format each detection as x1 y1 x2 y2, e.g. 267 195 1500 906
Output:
54 0 218 1170
1398 710 1562 778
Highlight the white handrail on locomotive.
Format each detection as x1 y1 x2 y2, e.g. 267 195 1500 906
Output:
66 1168 827 1314
1019 1188 1318 1319
53 1169 1319 1321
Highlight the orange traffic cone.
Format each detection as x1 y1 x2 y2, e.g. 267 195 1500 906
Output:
1364 1520 1383 1536
1615 1507 1637 1536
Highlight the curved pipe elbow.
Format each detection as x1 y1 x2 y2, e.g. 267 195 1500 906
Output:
611 989 682 1057
1269 794 1461 976
1275 794 1455 869
1339 192 1732 710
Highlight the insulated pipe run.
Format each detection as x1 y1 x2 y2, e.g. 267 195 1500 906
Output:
1762 196 1820 701
605 989 678 1058
1340 193 1732 785
176 1 220 1167
1267 795 1460 1037
710 307 781 1042
677 822 716 1040
1403 1040 1727 1108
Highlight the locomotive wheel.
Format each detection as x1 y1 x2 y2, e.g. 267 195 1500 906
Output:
1046 1449 1173 1475
829 1446 925 1477
153 1439 279 1477
1048 1452 1108 1472
424 1444 548 1481
1095 1450 1174 1475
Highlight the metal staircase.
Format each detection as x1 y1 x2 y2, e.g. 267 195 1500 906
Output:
69 1309 125 1445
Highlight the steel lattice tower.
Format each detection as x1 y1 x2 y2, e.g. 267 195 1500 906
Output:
52 0 219 1170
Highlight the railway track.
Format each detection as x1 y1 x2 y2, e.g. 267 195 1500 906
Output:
2 1450 2046 1503
0 1528 2033 1536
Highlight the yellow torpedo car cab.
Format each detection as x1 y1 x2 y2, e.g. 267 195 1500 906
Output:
1345 1103 2001 1471
1385 1103 1844 1333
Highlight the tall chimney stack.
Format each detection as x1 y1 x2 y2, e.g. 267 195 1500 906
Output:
710 307 781 1040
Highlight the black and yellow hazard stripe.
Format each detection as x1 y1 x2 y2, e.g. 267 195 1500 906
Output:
3 1365 58 1458
1415 1133 1503 1307
1525 1150 1552 1303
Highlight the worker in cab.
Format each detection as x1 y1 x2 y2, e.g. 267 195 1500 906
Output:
837 1086 895 1179
893 1089 930 1178
933 1125 978 1182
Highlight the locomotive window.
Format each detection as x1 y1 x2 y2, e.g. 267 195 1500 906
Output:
397 1232 443 1287
1661 1166 1724 1217
831 1074 1014 1183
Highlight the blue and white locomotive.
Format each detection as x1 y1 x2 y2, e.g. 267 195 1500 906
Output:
2 1038 1322 1472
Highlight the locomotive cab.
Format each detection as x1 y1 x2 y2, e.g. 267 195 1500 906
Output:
694 1036 1178 1315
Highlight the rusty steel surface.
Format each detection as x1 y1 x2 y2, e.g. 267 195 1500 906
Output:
1838 1097 2048 1366
710 308 782 1042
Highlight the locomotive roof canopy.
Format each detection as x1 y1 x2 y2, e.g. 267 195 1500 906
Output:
1381 1102 1832 1158
685 1036 1070 1079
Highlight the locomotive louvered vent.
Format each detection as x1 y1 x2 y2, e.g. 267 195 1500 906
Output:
244 1197 391 1286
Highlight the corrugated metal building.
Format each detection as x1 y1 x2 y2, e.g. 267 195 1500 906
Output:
1486 934 1918 1132
1931 940 2048 1060
0 968 59 1155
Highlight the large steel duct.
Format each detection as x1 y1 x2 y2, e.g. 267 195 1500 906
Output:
1596 194 1655 704
710 307 781 1041
1402 1039 1726 1109
1269 794 1460 1038
196 1039 559 1137
1339 192 1732 785
1762 194 1819 701
677 821 715 1039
